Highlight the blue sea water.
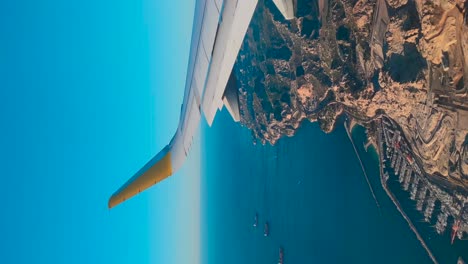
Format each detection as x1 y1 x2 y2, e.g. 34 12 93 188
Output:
200 109 442 264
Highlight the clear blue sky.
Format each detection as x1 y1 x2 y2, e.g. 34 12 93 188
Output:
0 0 199 263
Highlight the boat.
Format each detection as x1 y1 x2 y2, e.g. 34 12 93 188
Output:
253 213 258 227
264 222 269 237
278 247 284 264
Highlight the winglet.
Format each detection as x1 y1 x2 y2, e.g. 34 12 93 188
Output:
108 145 173 209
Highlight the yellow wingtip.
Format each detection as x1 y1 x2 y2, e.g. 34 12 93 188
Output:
108 150 173 209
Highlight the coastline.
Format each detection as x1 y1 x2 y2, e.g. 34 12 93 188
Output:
351 120 439 263
349 119 379 155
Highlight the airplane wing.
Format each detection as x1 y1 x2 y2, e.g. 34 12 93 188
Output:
108 0 296 208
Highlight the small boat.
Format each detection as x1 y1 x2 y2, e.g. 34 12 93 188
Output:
253 213 258 227
278 247 284 264
264 222 269 237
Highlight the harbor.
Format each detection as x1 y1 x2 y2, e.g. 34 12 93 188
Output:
377 116 468 241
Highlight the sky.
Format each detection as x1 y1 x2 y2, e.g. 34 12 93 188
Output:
0 0 199 263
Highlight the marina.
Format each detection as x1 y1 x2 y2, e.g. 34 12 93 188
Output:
378 116 468 240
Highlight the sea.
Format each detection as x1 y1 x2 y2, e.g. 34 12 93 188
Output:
200 109 467 264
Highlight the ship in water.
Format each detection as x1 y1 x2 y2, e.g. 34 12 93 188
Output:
264 222 269 237
278 247 284 264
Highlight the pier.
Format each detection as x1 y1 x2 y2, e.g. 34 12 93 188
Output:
376 118 439 263
379 115 468 240
345 121 381 211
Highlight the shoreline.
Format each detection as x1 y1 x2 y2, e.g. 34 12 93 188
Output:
374 118 439 263
348 119 379 154
348 117 357 133
350 118 438 263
